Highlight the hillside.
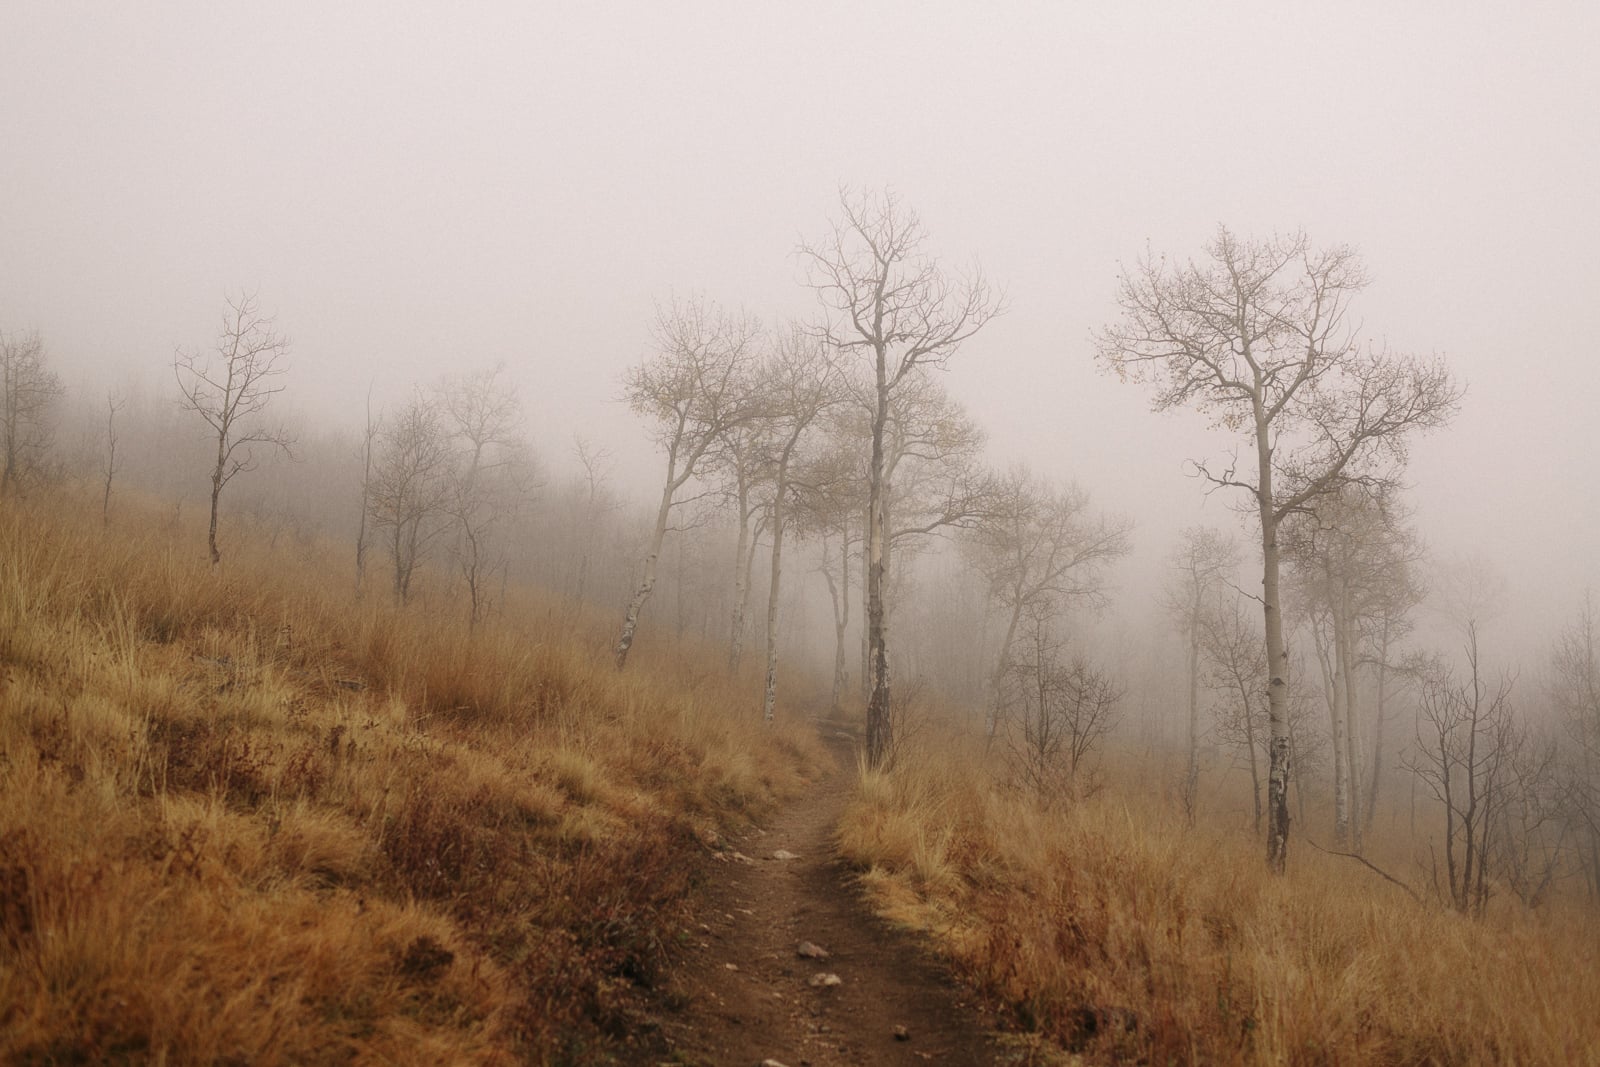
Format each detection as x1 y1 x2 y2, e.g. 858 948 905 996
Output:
838 732 1600 1065
0 491 823 1064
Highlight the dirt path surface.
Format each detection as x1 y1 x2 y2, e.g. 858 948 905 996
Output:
645 724 1004 1067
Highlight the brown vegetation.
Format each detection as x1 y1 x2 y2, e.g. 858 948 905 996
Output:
837 731 1600 1065
0 489 822 1064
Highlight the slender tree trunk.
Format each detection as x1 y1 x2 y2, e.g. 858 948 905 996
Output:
616 478 676 670
1184 606 1201 823
390 518 407 602
728 477 752 673
860 503 872 701
988 598 1024 741
101 398 118 526
1338 592 1363 853
2 397 17 495
208 468 223 566
355 389 375 592
761 461 793 725
822 534 851 712
865 362 892 767
1256 408 1291 872
355 490 371 592
1244 701 1263 834
1317 612 1352 849
1364 620 1390 835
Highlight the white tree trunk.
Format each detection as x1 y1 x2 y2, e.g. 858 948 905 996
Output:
616 480 675 669
1256 406 1292 872
762 476 790 725
1337 591 1363 852
865 364 892 767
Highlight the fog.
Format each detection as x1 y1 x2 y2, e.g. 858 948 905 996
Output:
4 1 1596 661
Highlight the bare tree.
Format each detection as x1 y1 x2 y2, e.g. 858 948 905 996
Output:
1203 593 1271 832
1000 604 1122 805
615 296 762 669
354 385 380 593
567 435 621 608
759 325 843 724
101 391 125 525
1551 594 1600 898
707 414 774 674
173 293 294 566
367 393 455 603
1165 526 1241 822
1493 720 1564 909
801 188 1001 767
439 363 536 627
1405 629 1518 915
1287 484 1425 851
0 329 65 495
853 371 993 703
967 466 1132 741
1097 227 1459 871
792 430 868 710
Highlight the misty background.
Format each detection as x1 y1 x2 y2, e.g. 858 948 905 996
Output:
3 1 1596 669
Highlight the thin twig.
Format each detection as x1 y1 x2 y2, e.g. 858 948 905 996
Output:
1304 836 1423 903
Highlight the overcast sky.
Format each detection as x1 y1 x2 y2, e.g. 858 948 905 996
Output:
3 1 1596 656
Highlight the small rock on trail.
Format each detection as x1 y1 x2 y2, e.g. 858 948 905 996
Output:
797 940 831 959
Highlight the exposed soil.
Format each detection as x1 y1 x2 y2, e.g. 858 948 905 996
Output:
638 721 1006 1067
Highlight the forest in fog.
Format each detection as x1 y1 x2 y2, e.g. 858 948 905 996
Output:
5 183 1599 905
4 5 1600 1062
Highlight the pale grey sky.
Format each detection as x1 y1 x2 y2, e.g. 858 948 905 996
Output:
3 1 1596 653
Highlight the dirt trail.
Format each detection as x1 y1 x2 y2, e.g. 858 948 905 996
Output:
645 722 1004 1067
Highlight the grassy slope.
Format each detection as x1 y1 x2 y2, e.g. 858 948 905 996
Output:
0 492 823 1065
838 733 1600 1065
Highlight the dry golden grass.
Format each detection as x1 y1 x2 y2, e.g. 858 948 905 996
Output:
838 731 1600 1066
0 489 824 1065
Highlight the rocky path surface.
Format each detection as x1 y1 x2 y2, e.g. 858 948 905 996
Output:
644 723 1004 1067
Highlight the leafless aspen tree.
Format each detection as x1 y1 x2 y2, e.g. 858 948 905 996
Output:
367 393 454 603
758 325 843 724
1203 593 1272 831
966 467 1132 741
615 296 762 669
439 363 535 627
825 370 994 704
1405 627 1518 915
854 371 992 707
0 329 65 496
173 293 294 566
791 431 868 710
567 436 621 608
1164 526 1240 823
801 188 1001 767
708 415 773 674
1097 228 1459 871
1287 485 1424 851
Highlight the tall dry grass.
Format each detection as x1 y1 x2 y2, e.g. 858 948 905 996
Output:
838 731 1600 1065
0 489 824 1064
